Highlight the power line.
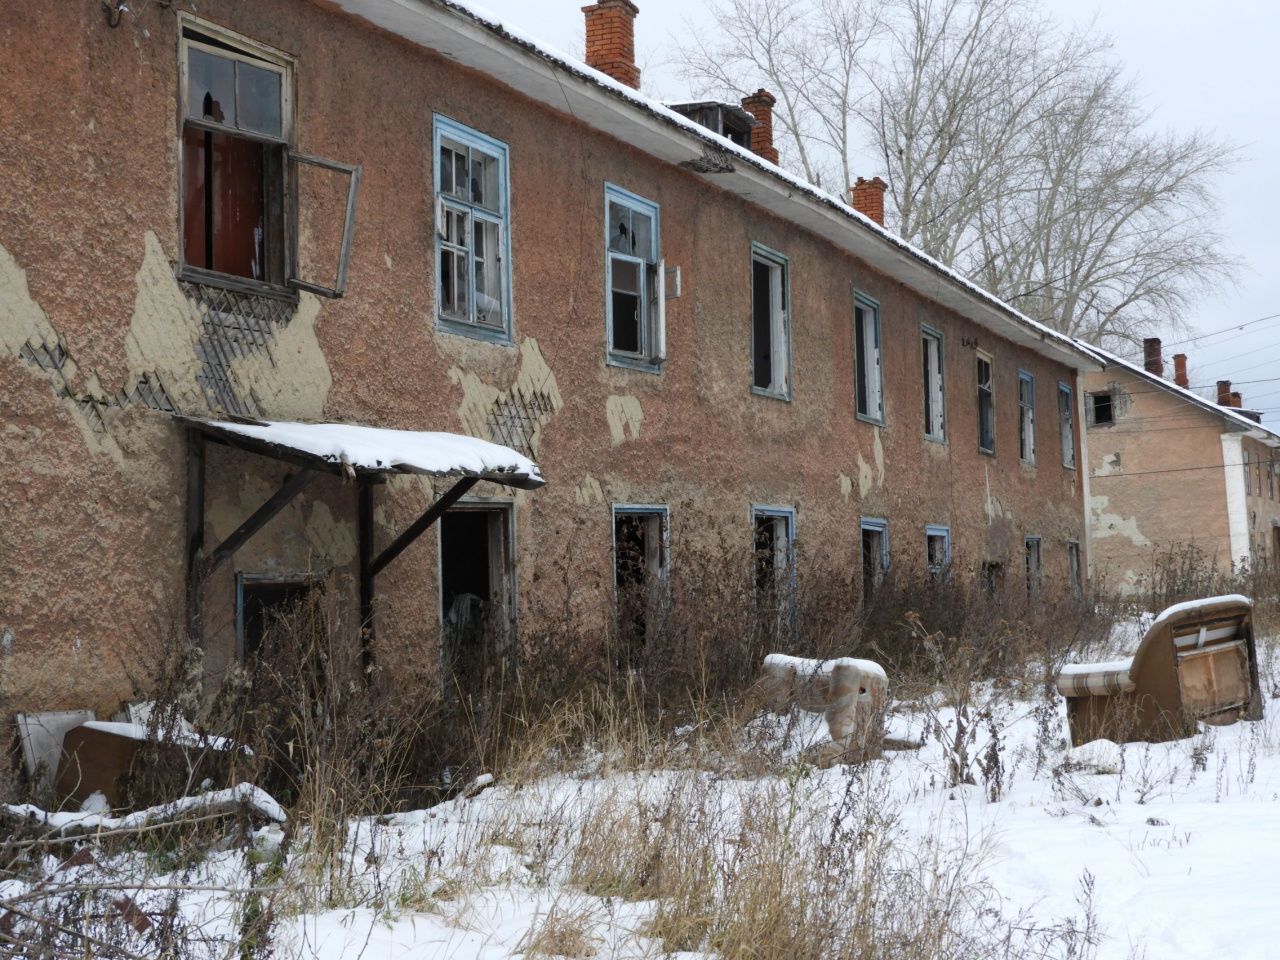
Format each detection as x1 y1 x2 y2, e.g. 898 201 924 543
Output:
1092 459 1280 480
1114 311 1280 357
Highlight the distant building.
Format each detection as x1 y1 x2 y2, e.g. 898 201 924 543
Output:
1083 338 1280 591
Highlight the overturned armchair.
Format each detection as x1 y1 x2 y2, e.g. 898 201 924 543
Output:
1055 594 1263 746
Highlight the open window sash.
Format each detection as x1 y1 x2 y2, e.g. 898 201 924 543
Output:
288 151 361 299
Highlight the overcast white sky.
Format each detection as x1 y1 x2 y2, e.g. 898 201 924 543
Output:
471 0 1280 426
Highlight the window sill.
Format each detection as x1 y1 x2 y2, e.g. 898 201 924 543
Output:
436 317 515 346
606 353 664 375
924 433 947 446
1020 458 1037 469
178 266 299 303
979 446 996 457
856 412 885 427
752 385 791 402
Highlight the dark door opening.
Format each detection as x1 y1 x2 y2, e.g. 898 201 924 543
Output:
861 524 886 599
440 508 510 698
614 510 666 666
238 577 319 662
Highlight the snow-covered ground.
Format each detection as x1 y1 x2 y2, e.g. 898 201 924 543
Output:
9 622 1280 959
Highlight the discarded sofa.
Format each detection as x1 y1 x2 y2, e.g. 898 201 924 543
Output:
1055 594 1262 746
761 653 888 760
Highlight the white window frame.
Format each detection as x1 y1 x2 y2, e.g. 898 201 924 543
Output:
605 184 665 372
977 350 995 454
925 524 951 580
1058 382 1076 469
751 244 791 400
1018 370 1036 464
922 325 945 441
433 115 513 343
854 293 884 424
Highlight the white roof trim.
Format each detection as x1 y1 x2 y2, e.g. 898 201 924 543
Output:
323 0 1102 373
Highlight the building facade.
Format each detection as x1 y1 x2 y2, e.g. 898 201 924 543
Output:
1083 340 1280 591
1 0 1097 716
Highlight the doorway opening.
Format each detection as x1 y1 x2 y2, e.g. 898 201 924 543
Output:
439 505 512 698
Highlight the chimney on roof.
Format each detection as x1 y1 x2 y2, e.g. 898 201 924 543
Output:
582 0 640 90
1142 337 1164 377
1231 391 1244 408
1173 353 1189 388
739 89 779 164
1217 380 1232 406
850 177 888 227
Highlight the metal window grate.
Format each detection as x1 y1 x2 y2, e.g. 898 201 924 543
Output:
485 386 555 457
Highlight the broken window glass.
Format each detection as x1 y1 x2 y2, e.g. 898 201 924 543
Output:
977 353 995 452
922 329 945 439
752 248 789 396
606 185 663 367
855 297 883 421
434 119 511 337
1018 371 1036 463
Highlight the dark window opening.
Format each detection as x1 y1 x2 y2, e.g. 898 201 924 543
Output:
239 577 318 662
977 354 995 452
1091 392 1114 426
440 509 509 698
1025 537 1043 597
614 510 666 666
982 561 1004 598
611 259 643 354
855 300 883 420
752 259 773 390
1068 541 1083 598
754 513 793 595
861 522 887 597
926 529 950 580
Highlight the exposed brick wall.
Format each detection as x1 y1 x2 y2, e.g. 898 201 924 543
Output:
582 0 640 89
850 177 888 226
740 89 779 164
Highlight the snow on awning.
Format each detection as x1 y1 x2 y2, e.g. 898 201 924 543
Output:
178 416 545 490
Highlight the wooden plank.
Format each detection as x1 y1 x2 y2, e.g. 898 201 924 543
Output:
370 477 478 577
202 469 318 577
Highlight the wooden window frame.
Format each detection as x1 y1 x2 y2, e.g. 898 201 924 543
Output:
1018 369 1036 464
604 184 665 373
977 351 996 454
854 292 885 425
922 325 946 441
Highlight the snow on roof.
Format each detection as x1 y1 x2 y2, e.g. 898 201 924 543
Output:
1152 594 1252 626
185 417 545 489
331 0 1101 372
1094 347 1280 446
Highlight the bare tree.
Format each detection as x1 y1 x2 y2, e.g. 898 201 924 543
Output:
676 0 1238 347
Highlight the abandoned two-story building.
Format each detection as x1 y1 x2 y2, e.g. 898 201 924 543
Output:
0 0 1101 716
1083 338 1280 590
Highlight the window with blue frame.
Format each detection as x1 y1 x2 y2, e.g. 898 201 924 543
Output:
606 184 664 369
434 116 511 341
1018 370 1036 463
860 517 889 594
1058 382 1076 468
854 294 884 423
925 525 951 580
751 245 790 398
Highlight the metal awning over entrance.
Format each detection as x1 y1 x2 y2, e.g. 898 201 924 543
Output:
179 416 545 669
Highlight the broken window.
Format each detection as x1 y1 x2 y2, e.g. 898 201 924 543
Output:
860 517 889 597
922 327 945 440
753 507 796 599
613 506 669 664
1067 540 1083 599
1018 371 1036 463
1058 382 1076 468
977 352 995 453
1090 391 1114 426
439 505 513 698
925 525 951 580
751 246 790 398
854 295 884 423
606 185 665 369
1024 537 1042 597
435 116 511 339
181 26 359 297
236 574 321 662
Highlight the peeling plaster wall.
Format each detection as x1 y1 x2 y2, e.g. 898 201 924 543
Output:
1082 366 1235 591
2 0 1088 716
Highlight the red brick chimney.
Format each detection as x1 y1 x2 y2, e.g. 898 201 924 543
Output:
1173 353 1189 388
1231 391 1243 408
582 0 640 89
1217 380 1232 406
850 177 888 227
740 89 779 164
1142 338 1164 377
